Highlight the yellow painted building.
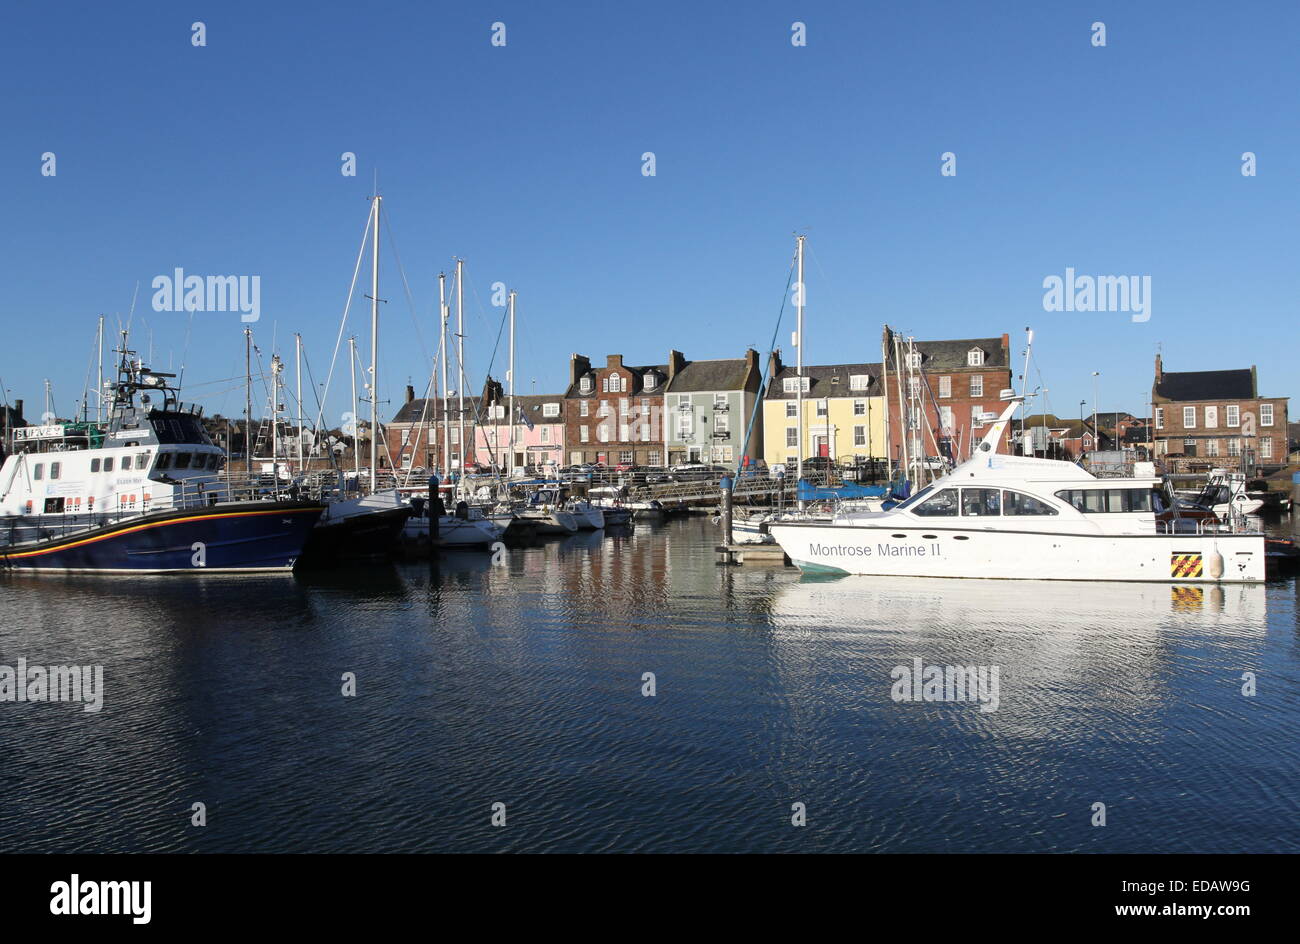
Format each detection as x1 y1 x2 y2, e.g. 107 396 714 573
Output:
761 362 888 469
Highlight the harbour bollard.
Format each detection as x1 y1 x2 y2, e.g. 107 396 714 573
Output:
720 475 734 543
1292 472 1300 535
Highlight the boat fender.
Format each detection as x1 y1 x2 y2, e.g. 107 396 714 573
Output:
1207 547 1224 579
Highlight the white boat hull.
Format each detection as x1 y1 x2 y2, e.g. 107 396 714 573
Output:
767 522 1267 583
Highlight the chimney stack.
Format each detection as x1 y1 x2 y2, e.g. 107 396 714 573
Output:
569 353 591 388
606 354 624 370
667 350 686 382
405 384 415 404
14 399 23 423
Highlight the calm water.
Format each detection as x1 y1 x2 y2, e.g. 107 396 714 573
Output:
2 516 1298 853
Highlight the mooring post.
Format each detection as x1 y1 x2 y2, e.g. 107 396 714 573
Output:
720 475 734 544
1291 472 1300 535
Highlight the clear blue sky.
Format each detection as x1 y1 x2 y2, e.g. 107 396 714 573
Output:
3 0 1297 429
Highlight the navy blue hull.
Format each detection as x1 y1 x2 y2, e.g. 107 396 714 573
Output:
0 502 324 574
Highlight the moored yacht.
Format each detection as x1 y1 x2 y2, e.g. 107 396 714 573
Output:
768 397 1267 583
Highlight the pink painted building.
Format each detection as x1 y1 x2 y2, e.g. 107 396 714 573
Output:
471 388 566 473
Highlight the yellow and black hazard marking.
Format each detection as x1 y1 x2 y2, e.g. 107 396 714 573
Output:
1170 552 1204 578
1171 586 1205 608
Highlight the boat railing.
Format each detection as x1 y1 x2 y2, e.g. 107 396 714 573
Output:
1155 510 1257 536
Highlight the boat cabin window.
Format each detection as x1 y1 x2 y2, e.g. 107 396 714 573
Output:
895 486 935 511
103 457 114 473
961 488 1001 516
1001 490 1058 516
44 497 64 513
137 452 151 468
175 453 192 469
1055 488 1153 514
49 462 61 480
913 488 959 517
33 463 44 481
91 458 101 472
155 453 172 470
121 456 132 471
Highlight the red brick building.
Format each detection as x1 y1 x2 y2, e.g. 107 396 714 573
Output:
563 353 670 467
881 329 1014 465
1151 356 1289 473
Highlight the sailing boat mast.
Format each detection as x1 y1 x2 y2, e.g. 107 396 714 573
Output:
880 325 891 483
348 336 359 484
795 234 805 509
507 289 516 479
96 315 105 423
368 195 382 495
455 258 466 486
295 333 304 471
439 272 450 483
244 327 253 478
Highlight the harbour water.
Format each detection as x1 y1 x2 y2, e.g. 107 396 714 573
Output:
2 516 1297 853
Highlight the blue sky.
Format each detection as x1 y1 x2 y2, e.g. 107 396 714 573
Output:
3 1 1297 428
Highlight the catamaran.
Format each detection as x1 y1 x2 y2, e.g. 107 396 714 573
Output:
767 394 1267 583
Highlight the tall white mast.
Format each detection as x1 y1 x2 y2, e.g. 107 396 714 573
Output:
245 327 253 478
96 315 104 423
507 289 516 478
439 272 450 482
295 333 303 470
456 258 466 484
369 195 381 494
795 234 805 507
349 336 359 484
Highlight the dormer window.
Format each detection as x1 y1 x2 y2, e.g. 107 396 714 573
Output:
967 348 985 367
580 375 594 394
644 373 657 391
849 374 870 391
907 352 922 369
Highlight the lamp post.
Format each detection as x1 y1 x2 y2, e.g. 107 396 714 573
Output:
1091 371 1101 450
1079 399 1087 458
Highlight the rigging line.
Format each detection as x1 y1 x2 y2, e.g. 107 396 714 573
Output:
734 247 798 477
379 205 433 368
314 203 374 440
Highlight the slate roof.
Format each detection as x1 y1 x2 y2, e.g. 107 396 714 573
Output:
564 364 669 399
764 363 883 400
663 358 751 394
1155 369 1255 401
906 337 1008 371
390 393 565 425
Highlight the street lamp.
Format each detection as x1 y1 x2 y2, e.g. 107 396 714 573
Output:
1091 372 1101 450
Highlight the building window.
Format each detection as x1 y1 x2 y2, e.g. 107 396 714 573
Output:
849 374 869 391
644 374 657 391
1261 404 1274 426
543 403 559 418
908 377 920 397
816 402 828 417
540 427 550 444
1261 437 1273 458
714 393 727 408
1227 437 1240 456
677 415 693 436
648 451 660 465
579 400 588 417
967 349 984 367
782 376 810 393
640 422 650 440
907 352 922 368
970 375 984 398
786 427 798 448
853 400 866 416
1204 406 1218 429
580 376 593 394
1183 406 1196 429
1226 405 1239 427
1155 407 1164 429
785 402 797 418
715 412 729 433
938 376 951 398
854 425 866 447
940 406 954 431
971 405 984 428
580 425 589 442
1205 438 1219 457
620 450 633 464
